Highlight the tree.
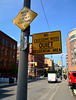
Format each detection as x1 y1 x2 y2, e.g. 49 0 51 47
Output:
46 69 59 74
9 64 18 74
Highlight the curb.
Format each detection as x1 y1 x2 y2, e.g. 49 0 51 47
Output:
0 77 47 87
0 83 17 87
0 79 36 87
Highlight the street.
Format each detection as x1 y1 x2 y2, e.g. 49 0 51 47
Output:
0 78 62 100
28 78 61 100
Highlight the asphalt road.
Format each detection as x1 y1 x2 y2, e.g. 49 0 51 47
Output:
0 78 62 100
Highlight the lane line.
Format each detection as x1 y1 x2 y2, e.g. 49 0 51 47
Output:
2 80 46 95
49 82 62 100
28 80 46 88
2 90 16 95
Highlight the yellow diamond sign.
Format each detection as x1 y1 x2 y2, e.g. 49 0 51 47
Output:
12 7 37 31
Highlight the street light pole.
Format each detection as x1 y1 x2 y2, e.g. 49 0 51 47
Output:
36 66 37 77
61 54 63 80
16 0 30 100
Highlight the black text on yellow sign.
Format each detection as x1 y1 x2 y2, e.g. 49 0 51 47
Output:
32 31 62 55
12 7 37 31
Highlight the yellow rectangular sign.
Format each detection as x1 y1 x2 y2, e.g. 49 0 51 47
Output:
12 7 37 31
32 31 62 55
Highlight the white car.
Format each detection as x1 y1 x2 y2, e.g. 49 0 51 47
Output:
48 73 57 83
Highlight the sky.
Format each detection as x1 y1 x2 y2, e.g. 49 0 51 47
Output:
0 0 76 66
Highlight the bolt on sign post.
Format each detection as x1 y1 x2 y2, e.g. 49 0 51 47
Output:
32 31 62 55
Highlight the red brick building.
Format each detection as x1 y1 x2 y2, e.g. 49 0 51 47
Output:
67 29 76 72
0 30 17 77
17 44 45 77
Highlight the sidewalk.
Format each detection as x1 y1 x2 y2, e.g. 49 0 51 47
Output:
0 82 17 87
0 77 46 87
52 80 75 100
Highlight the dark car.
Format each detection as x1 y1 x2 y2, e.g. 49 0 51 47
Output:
57 74 60 78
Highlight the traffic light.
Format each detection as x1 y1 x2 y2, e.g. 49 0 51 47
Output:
59 67 61 70
63 69 65 73
58 61 61 65
35 62 37 66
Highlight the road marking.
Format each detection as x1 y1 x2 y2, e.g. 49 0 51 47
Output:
2 90 16 95
28 81 45 88
2 81 45 95
49 82 62 100
2 82 45 96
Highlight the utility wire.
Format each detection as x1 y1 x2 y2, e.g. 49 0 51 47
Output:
40 0 50 31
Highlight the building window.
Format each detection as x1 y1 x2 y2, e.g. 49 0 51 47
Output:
75 59 76 65
13 61 15 65
31 64 33 67
17 52 19 55
5 49 8 55
73 44 75 49
17 48 20 51
14 45 15 49
72 60 74 67
32 55 33 57
70 34 76 40
0 58 4 66
31 69 33 72
74 49 76 53
74 53 76 59
71 49 73 54
71 45 72 50
10 51 12 57
4 59 6 66
5 59 8 66
11 43 12 48
71 54 73 59
31 59 33 62
66 62 68 66
13 52 15 58
70 39 76 44
6 40 8 46
2 38 5 44
9 61 12 66
17 56 19 60
1 47 5 54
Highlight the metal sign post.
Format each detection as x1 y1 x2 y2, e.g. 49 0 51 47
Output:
61 54 63 80
16 0 30 100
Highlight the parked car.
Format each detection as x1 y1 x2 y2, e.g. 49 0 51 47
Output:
68 71 76 87
48 73 57 83
63 74 67 80
56 74 60 78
